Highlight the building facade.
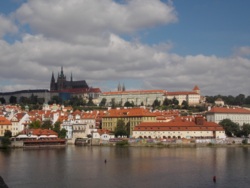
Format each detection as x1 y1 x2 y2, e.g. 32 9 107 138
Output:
102 108 157 135
133 117 226 139
50 67 89 91
165 86 201 105
100 90 166 106
0 116 12 136
206 107 250 126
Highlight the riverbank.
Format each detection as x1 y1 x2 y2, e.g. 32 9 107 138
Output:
1 137 250 149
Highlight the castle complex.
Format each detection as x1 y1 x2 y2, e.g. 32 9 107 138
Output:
0 67 202 106
50 67 89 92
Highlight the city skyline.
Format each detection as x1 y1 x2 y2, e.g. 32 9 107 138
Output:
0 0 250 96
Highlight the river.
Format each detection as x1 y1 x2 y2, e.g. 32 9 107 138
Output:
0 146 250 188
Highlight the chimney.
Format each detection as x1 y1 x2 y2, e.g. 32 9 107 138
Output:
195 117 204 125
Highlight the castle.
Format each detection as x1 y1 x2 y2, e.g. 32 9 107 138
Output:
50 67 89 92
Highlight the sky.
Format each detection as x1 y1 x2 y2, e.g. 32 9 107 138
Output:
0 0 250 96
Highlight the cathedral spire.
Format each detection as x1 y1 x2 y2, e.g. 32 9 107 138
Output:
61 66 64 76
71 72 73 82
51 72 55 82
50 72 56 91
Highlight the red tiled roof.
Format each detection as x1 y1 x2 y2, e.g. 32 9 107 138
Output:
166 91 198 95
97 129 112 135
103 108 156 117
22 129 58 136
134 120 224 131
0 116 12 125
102 89 166 95
207 107 250 114
193 85 200 90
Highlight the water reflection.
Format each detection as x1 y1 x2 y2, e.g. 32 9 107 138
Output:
0 146 250 188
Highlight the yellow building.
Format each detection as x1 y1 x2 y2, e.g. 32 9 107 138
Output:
102 108 156 135
0 116 12 136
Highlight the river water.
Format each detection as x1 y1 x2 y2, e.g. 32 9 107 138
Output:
0 146 250 188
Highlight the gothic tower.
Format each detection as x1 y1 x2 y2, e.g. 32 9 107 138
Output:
50 72 56 91
57 66 66 91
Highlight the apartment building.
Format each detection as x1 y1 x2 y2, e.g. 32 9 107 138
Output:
102 108 156 135
133 116 226 139
206 107 250 126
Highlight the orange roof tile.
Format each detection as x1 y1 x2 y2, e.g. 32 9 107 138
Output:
207 107 250 114
21 128 58 136
102 89 166 95
103 108 156 117
134 121 224 131
0 116 12 125
166 91 198 95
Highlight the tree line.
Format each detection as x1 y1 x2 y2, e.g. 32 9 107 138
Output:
206 94 250 106
219 119 250 138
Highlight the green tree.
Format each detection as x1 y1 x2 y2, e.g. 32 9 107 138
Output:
114 119 128 138
181 100 189 109
241 123 250 137
58 128 67 139
29 120 41 129
245 96 250 105
111 98 116 108
152 99 161 109
4 130 12 138
87 97 95 106
124 101 134 107
234 94 245 106
9 96 17 104
219 119 240 137
41 120 53 129
1 130 12 148
163 98 171 106
30 94 38 104
172 97 179 105
53 121 61 134
49 96 62 105
99 98 107 106
0 97 6 104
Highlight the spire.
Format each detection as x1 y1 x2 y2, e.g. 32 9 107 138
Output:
71 72 73 82
61 66 64 76
51 72 55 82
50 72 56 91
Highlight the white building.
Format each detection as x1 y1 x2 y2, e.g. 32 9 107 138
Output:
206 107 250 126
165 86 201 106
214 98 225 106
99 89 166 106
10 113 30 136
133 117 226 139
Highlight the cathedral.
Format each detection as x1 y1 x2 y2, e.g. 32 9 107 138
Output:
50 67 89 92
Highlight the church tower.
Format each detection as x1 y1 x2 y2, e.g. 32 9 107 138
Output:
193 85 200 94
50 72 56 91
57 66 66 91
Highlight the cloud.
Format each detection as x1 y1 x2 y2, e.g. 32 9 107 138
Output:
14 0 177 43
0 14 18 38
233 46 250 58
0 0 249 96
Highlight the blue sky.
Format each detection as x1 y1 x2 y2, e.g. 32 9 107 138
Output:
0 0 250 96
137 0 250 56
